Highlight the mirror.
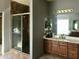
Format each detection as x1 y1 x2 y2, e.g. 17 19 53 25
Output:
73 20 79 30
44 18 52 37
44 13 79 37
54 14 71 36
57 18 70 35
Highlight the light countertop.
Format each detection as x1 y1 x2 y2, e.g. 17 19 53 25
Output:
43 36 79 44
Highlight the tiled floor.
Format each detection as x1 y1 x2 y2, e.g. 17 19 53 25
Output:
39 54 67 59
0 49 29 59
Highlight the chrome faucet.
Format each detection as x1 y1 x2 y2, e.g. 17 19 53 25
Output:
59 34 66 39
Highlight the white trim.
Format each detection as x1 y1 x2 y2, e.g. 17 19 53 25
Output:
9 14 12 51
12 12 30 16
2 12 4 55
30 0 33 59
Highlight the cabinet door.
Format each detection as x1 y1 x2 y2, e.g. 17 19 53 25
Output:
52 41 59 54
59 45 67 57
44 39 52 54
68 43 78 59
58 42 67 57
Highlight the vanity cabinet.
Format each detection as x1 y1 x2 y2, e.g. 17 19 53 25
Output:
44 39 67 57
44 39 79 59
68 43 78 59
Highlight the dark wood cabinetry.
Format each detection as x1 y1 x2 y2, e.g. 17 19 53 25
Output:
58 42 67 57
52 41 59 55
11 1 29 14
44 40 52 54
44 39 79 59
68 43 78 59
44 39 67 57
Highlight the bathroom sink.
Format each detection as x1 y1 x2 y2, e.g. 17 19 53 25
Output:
66 36 79 40
65 36 79 43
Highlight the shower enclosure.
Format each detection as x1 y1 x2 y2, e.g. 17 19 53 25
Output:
12 14 29 53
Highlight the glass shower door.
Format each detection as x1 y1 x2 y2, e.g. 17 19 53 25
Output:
12 14 29 53
12 16 23 51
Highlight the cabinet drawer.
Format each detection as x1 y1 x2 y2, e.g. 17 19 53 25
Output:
68 43 77 48
52 41 58 45
68 47 77 52
44 40 52 43
59 42 67 46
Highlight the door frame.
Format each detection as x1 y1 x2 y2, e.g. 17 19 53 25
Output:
2 11 4 55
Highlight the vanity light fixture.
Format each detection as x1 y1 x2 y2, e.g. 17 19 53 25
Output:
57 10 61 13
67 9 73 12
61 10 64 13
64 10 68 13
70 9 73 12
68 9 71 12
57 9 73 13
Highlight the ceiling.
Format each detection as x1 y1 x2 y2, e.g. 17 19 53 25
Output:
12 0 30 5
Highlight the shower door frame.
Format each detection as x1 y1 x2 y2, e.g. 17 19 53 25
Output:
12 13 30 52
